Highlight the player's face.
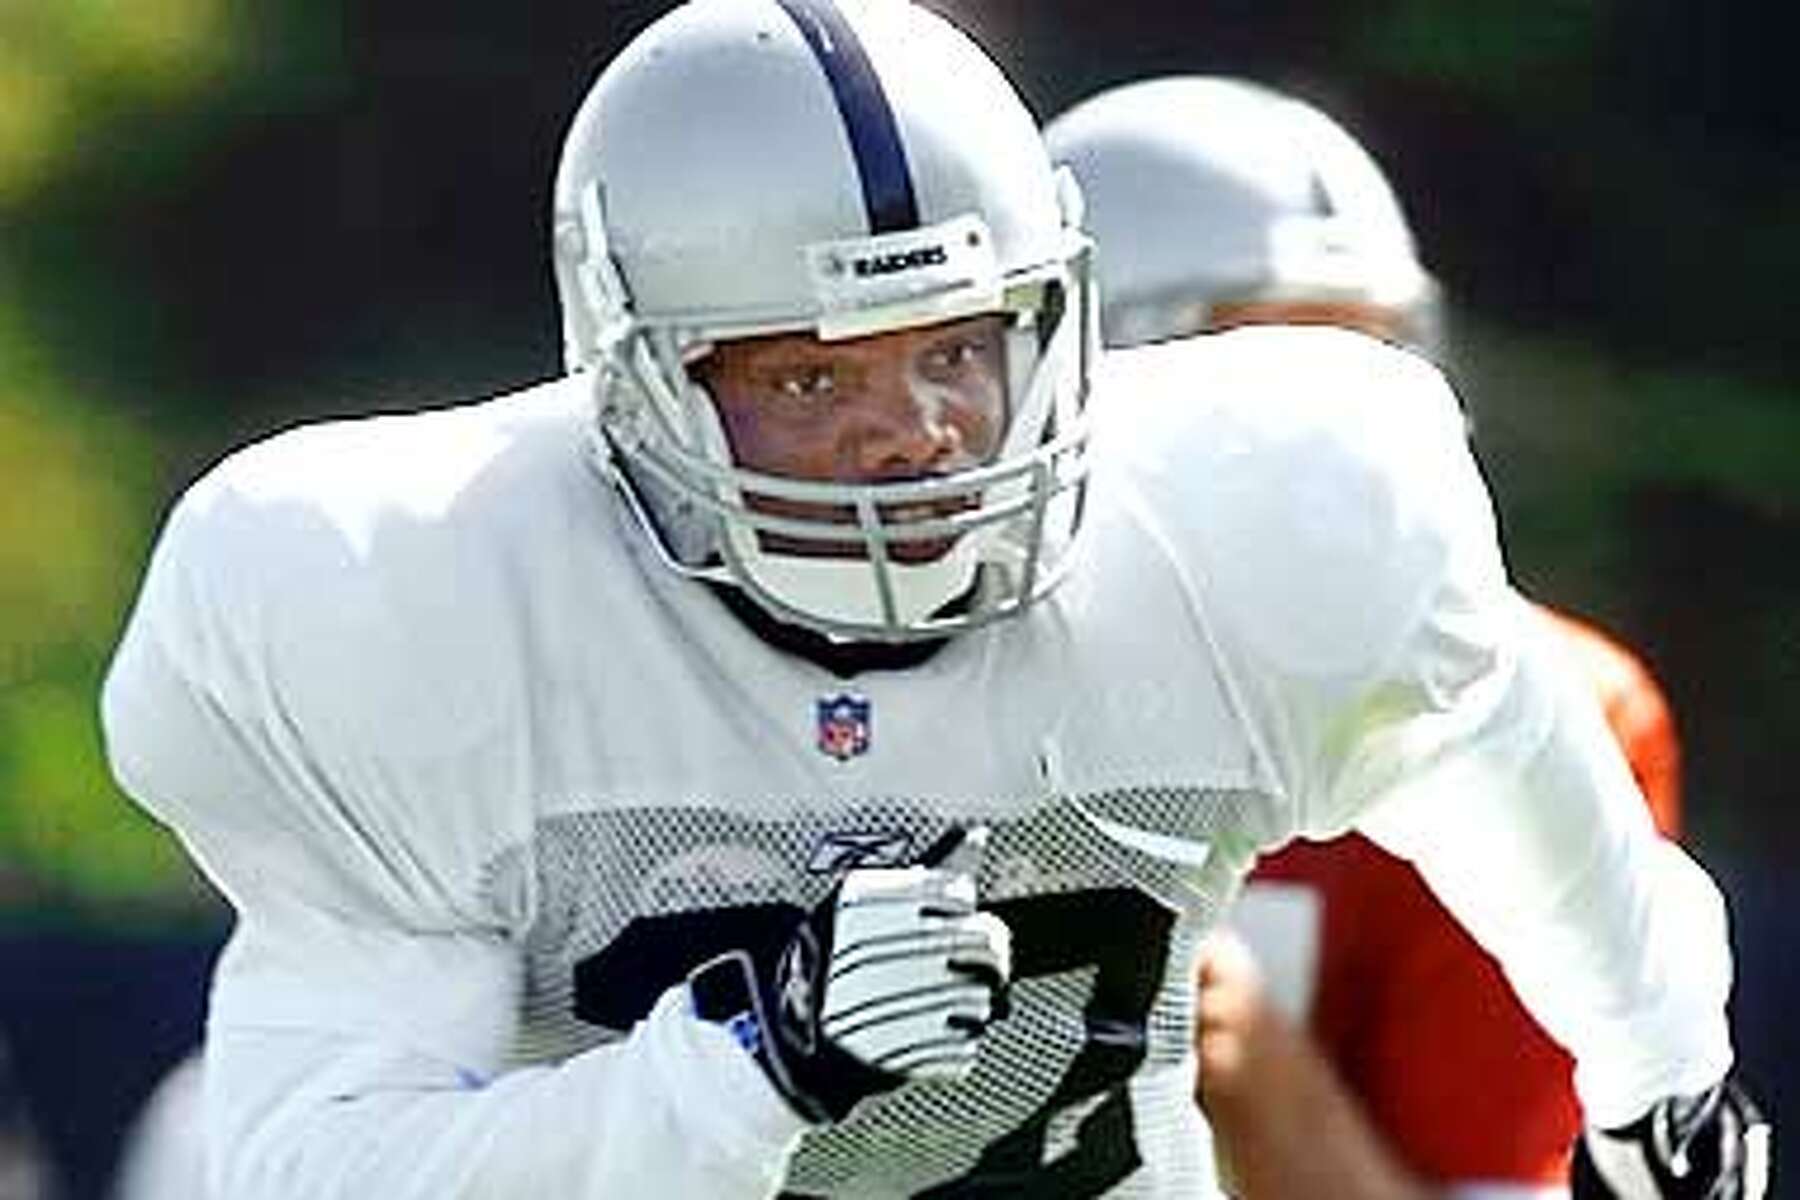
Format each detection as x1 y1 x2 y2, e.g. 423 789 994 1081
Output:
1205 298 1404 342
696 314 1008 563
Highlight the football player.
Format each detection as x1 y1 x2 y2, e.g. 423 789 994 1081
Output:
1046 75 1765 1199
102 5 1756 1197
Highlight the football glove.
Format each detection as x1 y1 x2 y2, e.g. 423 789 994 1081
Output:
1572 1077 1771 1200
688 826 1012 1124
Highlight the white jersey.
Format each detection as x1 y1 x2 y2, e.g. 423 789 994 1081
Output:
100 326 1732 1199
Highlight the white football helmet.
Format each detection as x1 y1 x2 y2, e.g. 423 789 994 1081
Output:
1044 76 1439 354
554 0 1095 643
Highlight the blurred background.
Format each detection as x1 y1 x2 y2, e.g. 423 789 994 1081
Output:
0 1 1793 1195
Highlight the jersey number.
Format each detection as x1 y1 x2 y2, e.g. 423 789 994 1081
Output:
575 887 1174 1199
922 888 1174 1197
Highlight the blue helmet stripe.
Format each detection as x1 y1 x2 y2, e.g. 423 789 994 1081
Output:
775 0 921 234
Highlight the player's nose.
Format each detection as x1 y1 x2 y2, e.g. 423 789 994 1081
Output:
852 368 966 478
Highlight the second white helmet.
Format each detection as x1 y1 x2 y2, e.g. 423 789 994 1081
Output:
1044 76 1438 353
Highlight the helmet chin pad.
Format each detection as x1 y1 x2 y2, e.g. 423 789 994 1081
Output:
729 529 984 632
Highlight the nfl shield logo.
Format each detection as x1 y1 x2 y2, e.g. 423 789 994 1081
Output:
816 693 872 761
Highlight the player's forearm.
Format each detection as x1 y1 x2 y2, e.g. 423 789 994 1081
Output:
1203 1029 1432 1200
207 989 806 1199
1213 1117 1433 1200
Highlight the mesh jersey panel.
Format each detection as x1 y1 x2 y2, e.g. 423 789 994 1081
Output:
485 785 1267 1197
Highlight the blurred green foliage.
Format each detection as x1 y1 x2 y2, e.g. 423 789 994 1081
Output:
1355 0 1601 94
0 307 194 909
0 0 252 915
1461 318 1800 860
0 298 197 905
0 0 236 203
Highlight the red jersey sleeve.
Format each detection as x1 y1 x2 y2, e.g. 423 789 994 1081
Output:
1253 838 1578 1185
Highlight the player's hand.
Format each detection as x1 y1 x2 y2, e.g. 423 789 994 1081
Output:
1572 1077 1771 1200
1193 928 1287 1106
688 826 1011 1123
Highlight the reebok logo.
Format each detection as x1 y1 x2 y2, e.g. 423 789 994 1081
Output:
853 244 948 278
806 830 914 873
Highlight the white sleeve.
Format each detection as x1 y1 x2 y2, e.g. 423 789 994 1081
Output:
1295 363 1734 1127
200 912 802 1200
100 458 807 1199
1118 329 1733 1129
1351 595 1732 1128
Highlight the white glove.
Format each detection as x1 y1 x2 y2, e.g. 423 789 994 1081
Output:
1573 1078 1771 1200
817 827 1012 1079
688 826 1012 1123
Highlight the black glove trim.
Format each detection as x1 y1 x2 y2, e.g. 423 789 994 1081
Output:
1573 1077 1771 1200
688 931 903 1125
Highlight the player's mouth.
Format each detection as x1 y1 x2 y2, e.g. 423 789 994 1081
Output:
880 500 974 563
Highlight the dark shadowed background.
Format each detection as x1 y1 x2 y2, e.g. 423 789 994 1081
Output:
1 2 1793 1195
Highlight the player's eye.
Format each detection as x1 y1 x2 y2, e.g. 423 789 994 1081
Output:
920 337 992 380
768 366 839 406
